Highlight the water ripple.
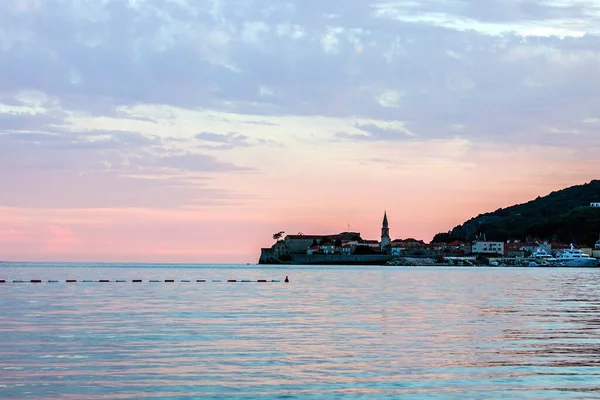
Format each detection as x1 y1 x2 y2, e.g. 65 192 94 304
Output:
1 265 600 398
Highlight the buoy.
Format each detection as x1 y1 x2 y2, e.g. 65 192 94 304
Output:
285 276 289 283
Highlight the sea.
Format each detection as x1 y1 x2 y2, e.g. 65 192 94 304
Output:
1 263 599 399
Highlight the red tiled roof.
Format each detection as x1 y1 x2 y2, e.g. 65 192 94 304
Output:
392 238 425 243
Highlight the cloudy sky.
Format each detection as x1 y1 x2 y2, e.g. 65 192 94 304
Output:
1 0 599 262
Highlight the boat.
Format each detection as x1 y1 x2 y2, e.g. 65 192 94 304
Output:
553 244 599 267
531 247 558 265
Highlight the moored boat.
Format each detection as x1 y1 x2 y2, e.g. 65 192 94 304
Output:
531 247 558 266
552 244 598 267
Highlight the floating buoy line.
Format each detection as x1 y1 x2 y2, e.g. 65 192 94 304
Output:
0 278 288 284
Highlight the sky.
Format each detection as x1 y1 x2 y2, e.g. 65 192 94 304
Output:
1 0 600 263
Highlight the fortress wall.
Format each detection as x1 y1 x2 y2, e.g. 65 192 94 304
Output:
290 254 395 265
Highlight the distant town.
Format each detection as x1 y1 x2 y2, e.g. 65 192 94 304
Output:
260 209 600 267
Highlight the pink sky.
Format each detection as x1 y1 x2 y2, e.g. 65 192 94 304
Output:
1 1 600 262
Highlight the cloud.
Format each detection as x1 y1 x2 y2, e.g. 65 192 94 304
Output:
337 122 416 142
195 131 253 150
195 131 277 150
1 0 600 208
0 123 252 208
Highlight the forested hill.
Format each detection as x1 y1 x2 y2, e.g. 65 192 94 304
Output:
432 180 600 246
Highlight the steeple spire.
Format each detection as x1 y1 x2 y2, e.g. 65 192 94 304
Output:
381 210 390 252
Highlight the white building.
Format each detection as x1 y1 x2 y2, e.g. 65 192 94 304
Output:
320 244 336 254
472 241 505 255
591 202 600 207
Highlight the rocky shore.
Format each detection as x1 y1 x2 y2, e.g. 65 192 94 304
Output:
386 257 445 266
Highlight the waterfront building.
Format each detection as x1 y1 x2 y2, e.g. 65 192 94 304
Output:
307 245 321 255
321 243 336 254
550 242 570 256
472 241 505 255
341 243 354 255
504 241 525 258
359 240 380 249
590 202 600 207
391 246 402 256
392 238 425 249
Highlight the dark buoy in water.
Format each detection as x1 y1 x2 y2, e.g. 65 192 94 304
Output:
284 276 289 283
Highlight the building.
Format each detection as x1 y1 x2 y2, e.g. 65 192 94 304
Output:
504 241 525 258
341 243 354 255
284 232 361 254
306 245 321 255
380 211 391 252
391 246 403 256
590 202 600 207
472 241 505 255
359 240 380 249
391 238 425 249
550 242 570 255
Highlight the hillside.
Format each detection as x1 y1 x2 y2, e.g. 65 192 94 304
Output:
433 180 600 246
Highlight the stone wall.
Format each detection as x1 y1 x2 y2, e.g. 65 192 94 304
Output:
285 237 317 254
290 254 395 265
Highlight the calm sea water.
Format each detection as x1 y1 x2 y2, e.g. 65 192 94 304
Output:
1 263 599 399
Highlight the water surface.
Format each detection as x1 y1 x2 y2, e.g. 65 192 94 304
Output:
1 264 599 399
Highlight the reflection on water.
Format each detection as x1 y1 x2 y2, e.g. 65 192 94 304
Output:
1 265 600 399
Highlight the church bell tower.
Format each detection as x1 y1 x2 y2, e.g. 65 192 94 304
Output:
381 211 391 251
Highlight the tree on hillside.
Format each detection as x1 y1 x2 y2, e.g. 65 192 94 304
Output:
431 180 600 245
320 237 333 245
273 231 285 242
